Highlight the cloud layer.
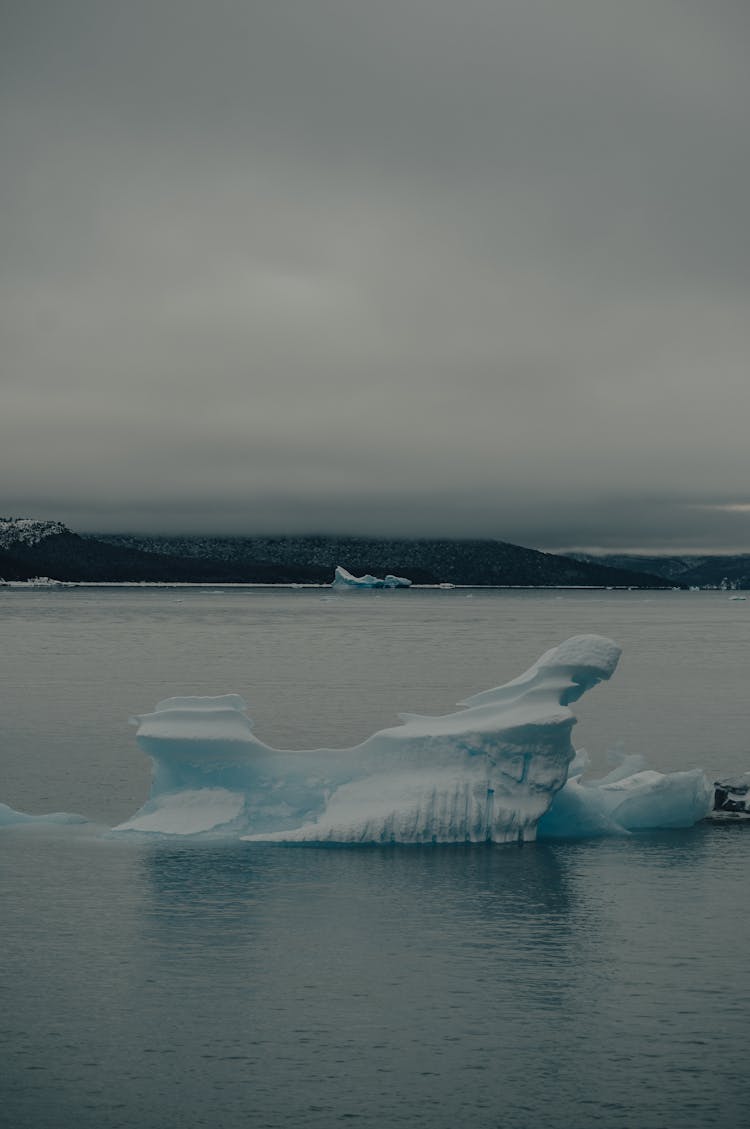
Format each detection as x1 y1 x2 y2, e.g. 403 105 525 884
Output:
3 1 750 549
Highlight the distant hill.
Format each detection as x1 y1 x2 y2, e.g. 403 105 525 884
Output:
91 531 674 588
0 518 678 587
570 552 750 590
0 519 322 583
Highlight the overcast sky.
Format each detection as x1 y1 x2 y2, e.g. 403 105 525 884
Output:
3 0 750 551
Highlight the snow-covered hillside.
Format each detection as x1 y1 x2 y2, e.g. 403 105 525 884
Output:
0 518 70 551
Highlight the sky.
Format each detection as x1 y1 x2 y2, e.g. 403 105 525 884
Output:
3 0 750 553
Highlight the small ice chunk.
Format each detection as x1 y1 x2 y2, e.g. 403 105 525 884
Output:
538 766 712 838
0 802 88 828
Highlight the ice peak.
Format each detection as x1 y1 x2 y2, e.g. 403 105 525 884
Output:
458 634 622 710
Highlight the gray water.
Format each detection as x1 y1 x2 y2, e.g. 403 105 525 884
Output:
2 588 749 1128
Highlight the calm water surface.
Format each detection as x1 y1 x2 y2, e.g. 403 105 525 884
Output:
2 588 749 1127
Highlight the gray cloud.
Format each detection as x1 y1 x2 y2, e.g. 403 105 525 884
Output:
2 1 750 549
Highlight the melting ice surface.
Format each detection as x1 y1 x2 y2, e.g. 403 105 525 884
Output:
112 634 712 842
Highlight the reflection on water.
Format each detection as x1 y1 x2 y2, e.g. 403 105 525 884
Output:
134 841 588 1127
3 825 750 1128
140 840 577 961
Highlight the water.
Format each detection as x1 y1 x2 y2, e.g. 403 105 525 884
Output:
2 588 750 1127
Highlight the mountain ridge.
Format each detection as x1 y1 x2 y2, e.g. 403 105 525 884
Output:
90 531 673 588
0 517 676 587
570 551 750 590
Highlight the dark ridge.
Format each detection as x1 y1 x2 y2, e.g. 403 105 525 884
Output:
1 530 327 584
89 532 675 588
0 549 36 581
0 516 678 587
570 552 750 590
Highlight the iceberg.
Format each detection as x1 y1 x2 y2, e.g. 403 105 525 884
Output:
0 633 715 843
115 635 624 842
331 565 412 589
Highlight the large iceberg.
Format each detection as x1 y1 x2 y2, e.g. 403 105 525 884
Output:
0 633 714 842
116 635 628 842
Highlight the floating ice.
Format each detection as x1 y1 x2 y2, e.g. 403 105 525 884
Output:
16 576 68 588
331 565 412 589
0 634 716 843
538 750 711 838
114 635 624 842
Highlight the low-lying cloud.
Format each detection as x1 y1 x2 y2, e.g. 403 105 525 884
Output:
3 1 750 550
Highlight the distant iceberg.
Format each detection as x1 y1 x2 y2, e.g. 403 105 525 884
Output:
18 576 68 588
331 565 412 590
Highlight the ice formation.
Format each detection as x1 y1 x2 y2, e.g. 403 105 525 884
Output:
116 635 626 842
0 634 715 843
538 751 711 838
8 576 68 588
331 565 412 589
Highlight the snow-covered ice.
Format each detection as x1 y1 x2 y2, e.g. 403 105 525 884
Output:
331 565 412 589
0 634 714 842
538 750 711 838
113 635 622 841
110 633 706 842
